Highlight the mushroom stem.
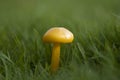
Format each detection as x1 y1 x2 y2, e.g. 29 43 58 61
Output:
50 43 60 73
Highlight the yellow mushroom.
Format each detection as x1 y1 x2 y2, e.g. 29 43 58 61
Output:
43 27 74 73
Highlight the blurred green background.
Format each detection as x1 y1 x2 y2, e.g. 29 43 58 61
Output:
0 0 120 27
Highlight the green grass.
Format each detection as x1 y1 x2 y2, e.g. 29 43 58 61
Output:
0 0 120 80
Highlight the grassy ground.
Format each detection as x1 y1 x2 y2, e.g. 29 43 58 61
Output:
0 0 120 80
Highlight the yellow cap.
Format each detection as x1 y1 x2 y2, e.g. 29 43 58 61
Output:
43 27 74 43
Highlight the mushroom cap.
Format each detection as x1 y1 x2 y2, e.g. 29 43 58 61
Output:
43 27 74 43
